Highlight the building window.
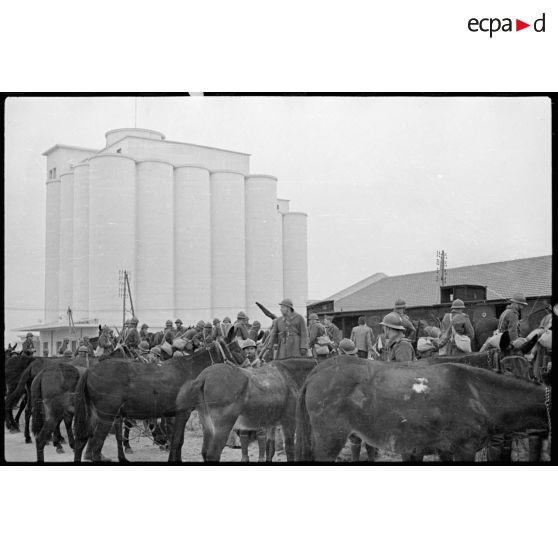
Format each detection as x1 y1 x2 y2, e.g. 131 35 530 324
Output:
52 167 56 178
71 340 77 352
116 148 122 153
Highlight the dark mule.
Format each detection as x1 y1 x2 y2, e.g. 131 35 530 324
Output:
73 340 242 462
5 354 36 433
6 357 71 443
295 356 548 462
31 363 81 462
177 357 318 462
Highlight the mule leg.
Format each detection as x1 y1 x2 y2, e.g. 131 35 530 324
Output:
281 418 297 462
313 427 350 462
24 392 33 443
348 433 362 462
14 392 26 427
240 431 252 462
64 412 75 450
37 406 64 462
114 418 129 463
123 419 133 454
365 444 377 462
256 429 267 462
87 420 113 462
265 427 276 462
205 413 238 462
168 411 190 463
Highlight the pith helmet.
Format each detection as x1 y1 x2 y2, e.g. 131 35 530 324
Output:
339 338 357 355
26 332 33 338
394 299 406 309
279 298 294 310
63 348 73 357
165 320 173 327
151 346 162 356
175 319 183 325
252 321 261 328
141 323 149 330
510 293 528 306
242 339 257 349
213 318 220 325
204 322 213 330
309 313 319 321
223 317 231 323
77 345 89 353
380 312 405 331
451 299 466 310
139 341 150 351
237 311 248 320
130 317 139 325
196 320 205 328
125 319 131 326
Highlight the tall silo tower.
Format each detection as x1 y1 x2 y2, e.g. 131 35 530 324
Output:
282 211 308 313
244 175 282 324
174 165 212 324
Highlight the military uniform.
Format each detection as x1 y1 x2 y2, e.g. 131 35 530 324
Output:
98 331 114 355
268 312 309 359
163 326 175 344
386 336 415 362
22 338 35 355
498 306 521 344
233 321 250 341
124 327 141 349
439 312 475 355
309 320 329 358
324 321 342 347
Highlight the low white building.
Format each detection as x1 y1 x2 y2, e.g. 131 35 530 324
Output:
13 321 100 356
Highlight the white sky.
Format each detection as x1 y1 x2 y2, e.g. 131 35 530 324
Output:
3 96 552 342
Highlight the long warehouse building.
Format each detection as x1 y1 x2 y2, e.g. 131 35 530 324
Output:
42 128 308 338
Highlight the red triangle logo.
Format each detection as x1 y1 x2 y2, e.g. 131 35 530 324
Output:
516 19 530 31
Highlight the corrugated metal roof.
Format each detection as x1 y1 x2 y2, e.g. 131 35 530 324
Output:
331 255 552 312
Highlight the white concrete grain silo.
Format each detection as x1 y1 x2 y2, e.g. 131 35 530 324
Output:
72 162 90 321
44 177 61 323
88 153 137 326
58 171 75 313
135 160 175 325
174 165 212 324
210 171 246 318
40 128 308 340
245 175 282 322
282 211 308 312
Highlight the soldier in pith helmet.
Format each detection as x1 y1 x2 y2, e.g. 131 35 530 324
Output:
380 312 415 362
268 299 309 358
22 333 36 356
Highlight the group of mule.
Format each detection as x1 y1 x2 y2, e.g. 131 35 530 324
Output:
4 329 551 462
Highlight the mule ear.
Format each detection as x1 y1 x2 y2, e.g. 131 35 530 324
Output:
257 330 264 341
226 325 235 344
499 330 510 350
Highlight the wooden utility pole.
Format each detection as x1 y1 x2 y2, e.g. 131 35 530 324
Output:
436 250 447 286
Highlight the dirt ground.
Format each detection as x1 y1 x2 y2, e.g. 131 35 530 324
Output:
3 412 544 463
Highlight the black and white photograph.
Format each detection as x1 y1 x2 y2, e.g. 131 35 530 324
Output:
3 95 553 464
